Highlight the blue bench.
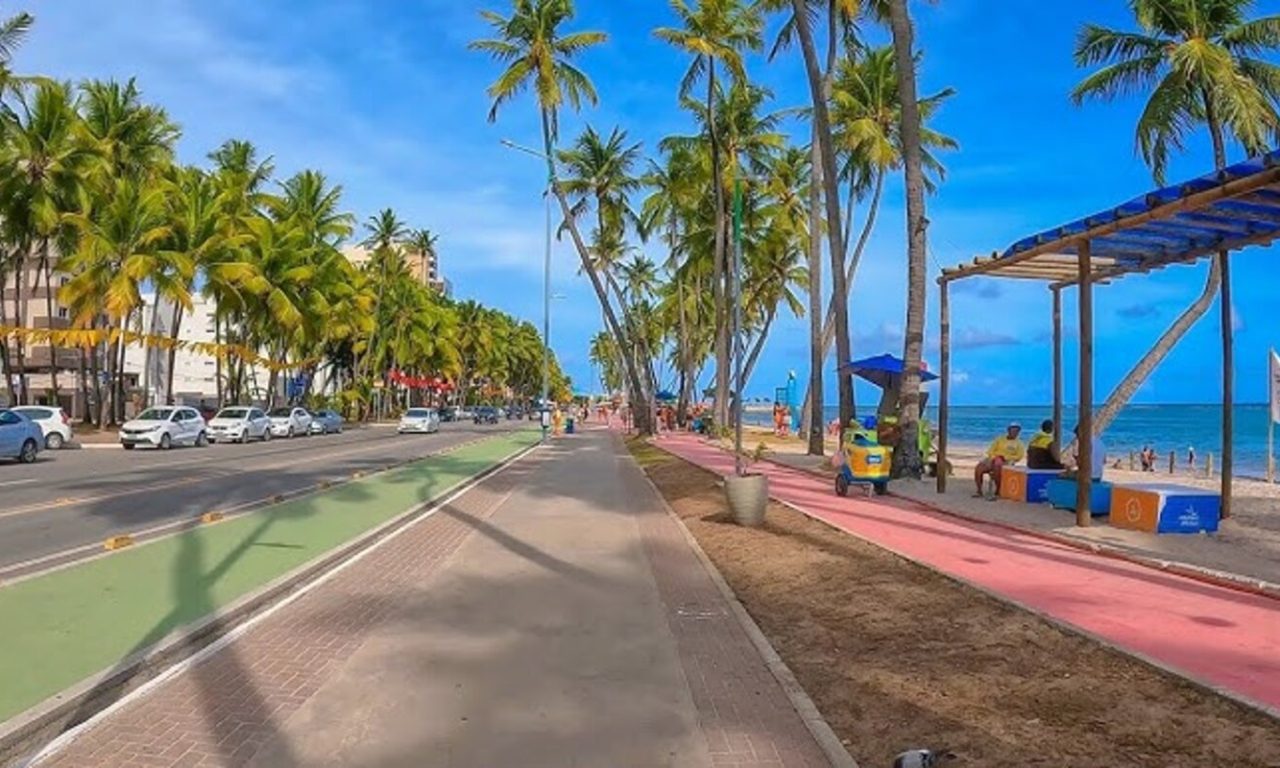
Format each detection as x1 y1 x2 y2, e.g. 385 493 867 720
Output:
1046 478 1112 517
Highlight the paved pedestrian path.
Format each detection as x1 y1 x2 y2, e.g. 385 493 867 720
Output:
657 433 1280 717
34 429 831 768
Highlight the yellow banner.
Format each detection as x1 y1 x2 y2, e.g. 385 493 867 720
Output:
0 326 314 372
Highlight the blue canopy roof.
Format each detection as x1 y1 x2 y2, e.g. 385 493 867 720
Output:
838 354 938 388
943 148 1280 285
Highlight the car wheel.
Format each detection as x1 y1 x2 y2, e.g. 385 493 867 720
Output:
159 433 172 450
287 426 294 439
263 429 272 442
46 432 64 450
18 439 37 464
196 431 208 448
122 443 135 450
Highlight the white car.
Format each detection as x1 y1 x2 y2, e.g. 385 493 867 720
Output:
207 406 272 444
267 406 312 438
9 405 73 450
398 408 440 434
119 406 208 450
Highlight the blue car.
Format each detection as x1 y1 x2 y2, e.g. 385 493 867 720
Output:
0 408 43 464
308 409 345 435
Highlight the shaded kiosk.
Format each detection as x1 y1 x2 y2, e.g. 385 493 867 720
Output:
935 150 1280 525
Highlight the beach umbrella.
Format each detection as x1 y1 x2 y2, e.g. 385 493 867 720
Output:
838 353 938 389
655 390 677 402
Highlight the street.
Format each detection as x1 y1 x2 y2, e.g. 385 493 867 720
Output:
0 422 517 577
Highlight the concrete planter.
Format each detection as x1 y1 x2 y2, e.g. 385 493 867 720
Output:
725 473 768 527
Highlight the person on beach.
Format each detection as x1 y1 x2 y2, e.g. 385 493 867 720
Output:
1027 420 1063 470
974 423 1025 499
1188 445 1196 469
1140 445 1155 472
1062 425 1106 481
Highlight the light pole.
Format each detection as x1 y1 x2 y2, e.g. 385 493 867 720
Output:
501 138 554 443
731 174 763 476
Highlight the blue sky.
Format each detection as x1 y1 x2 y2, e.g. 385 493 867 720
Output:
18 0 1280 405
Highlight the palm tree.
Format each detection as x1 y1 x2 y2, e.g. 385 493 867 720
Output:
470 0 653 430
0 80 97 407
884 0 930 477
655 0 762 428
1073 0 1280 439
237 215 314 405
405 228 440 287
0 9 34 407
772 0 859 437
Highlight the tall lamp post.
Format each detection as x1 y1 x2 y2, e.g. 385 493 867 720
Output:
501 139 553 443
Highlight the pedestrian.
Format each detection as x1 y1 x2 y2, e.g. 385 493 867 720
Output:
1188 445 1196 469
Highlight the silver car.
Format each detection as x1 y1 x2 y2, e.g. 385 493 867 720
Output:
267 406 312 438
398 408 440 434
119 406 208 450
308 409 344 435
207 406 272 443
9 405 73 449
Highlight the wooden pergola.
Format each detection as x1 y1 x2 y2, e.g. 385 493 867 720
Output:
936 150 1280 525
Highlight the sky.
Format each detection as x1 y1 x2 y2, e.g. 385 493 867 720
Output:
15 0 1280 406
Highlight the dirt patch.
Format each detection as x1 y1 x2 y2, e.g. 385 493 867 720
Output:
629 440 1280 768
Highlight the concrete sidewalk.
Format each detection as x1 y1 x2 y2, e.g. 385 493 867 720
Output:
658 433 1280 718
35 429 831 768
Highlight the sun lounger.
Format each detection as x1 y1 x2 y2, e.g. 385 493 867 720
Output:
1046 478 1112 516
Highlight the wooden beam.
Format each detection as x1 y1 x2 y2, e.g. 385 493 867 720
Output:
938 281 950 495
1052 286 1063 459
1076 238 1093 526
1222 251 1234 520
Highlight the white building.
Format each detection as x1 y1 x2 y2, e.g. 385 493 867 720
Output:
123 294 220 404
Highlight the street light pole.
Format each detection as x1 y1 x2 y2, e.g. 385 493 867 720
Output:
501 138 553 444
732 176 745 476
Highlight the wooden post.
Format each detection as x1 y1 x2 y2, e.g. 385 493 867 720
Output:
1076 239 1093 526
1052 286 1063 458
1206 452 1214 478
1220 253 1233 519
1169 450 1176 474
937 279 951 493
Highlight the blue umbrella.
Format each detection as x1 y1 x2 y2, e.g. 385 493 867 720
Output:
837 353 938 390
655 390 677 402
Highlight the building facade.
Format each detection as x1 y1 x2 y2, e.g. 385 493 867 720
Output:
122 294 220 405
341 244 448 295
1 252 91 412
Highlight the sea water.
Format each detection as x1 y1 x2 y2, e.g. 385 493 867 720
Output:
744 404 1276 479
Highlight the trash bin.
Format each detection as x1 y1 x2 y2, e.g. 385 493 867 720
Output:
566 417 575 434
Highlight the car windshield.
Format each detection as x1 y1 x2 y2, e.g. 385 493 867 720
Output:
268 408 293 417
136 408 174 421
405 409 431 418
216 408 248 419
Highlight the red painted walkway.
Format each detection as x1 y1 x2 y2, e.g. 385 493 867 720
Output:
657 434 1280 716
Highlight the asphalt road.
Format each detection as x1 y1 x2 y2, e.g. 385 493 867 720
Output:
0 421 526 576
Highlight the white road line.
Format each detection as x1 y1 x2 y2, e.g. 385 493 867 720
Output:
0 478 37 488
19 439 541 768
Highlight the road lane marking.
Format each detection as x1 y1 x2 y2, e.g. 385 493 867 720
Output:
0 478 37 488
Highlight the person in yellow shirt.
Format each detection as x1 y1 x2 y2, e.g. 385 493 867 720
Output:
974 423 1024 499
1026 419 1064 470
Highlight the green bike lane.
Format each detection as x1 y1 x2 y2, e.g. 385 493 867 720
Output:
0 429 538 725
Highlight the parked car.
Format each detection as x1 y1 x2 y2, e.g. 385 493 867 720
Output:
119 406 208 450
505 406 524 420
267 406 312 438
0 408 43 463
439 407 458 423
206 406 272 443
455 407 474 420
9 405 73 449
473 406 500 425
398 408 440 434
309 409 344 435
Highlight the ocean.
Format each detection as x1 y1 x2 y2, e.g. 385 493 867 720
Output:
744 404 1277 478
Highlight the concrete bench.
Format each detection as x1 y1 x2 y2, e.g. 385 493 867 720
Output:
998 466 1061 503
1109 483 1220 534
1046 478 1112 516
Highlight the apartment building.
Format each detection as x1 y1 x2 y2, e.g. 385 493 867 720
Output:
122 294 220 405
342 244 449 296
1 254 92 413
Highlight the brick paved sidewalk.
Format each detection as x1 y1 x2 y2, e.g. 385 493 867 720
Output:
32 430 832 768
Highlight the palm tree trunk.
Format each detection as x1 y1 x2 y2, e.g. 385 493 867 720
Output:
886 0 928 478
78 344 90 424
91 323 105 427
805 125 825 455
791 0 853 435
165 304 185 404
13 252 29 404
214 313 224 405
0 251 16 406
742 306 777 388
38 239 61 405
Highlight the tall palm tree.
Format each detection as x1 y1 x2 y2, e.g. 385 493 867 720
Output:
655 0 762 427
470 0 652 430
0 9 34 407
0 80 97 407
773 0 859 436
883 0 931 477
405 228 440 287
1073 0 1280 443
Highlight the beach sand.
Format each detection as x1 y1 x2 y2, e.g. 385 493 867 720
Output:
707 426 1280 589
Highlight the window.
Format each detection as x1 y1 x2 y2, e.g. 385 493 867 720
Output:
0 411 21 425
57 308 68 319
17 408 52 420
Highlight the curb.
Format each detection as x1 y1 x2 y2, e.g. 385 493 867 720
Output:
723 442 1280 604
0 434 539 767
648 442 1280 725
630 440 859 768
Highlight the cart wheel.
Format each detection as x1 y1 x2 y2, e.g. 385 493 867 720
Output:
874 482 888 496
834 473 850 497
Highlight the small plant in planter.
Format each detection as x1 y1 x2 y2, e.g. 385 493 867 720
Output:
724 441 770 527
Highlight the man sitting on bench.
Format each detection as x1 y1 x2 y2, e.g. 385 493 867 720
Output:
974 423 1025 500
1027 419 1064 470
